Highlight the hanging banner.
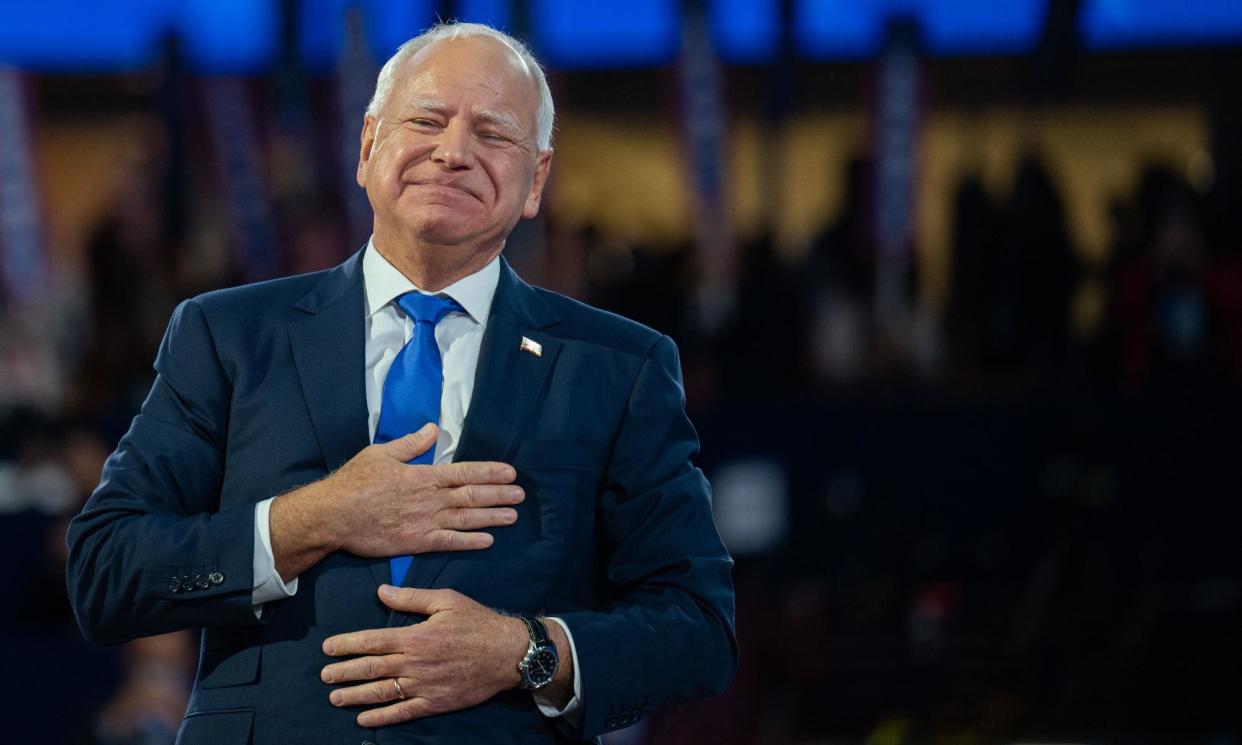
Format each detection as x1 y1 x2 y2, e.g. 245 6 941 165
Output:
205 76 282 281
677 1 735 333
0 66 63 409
0 67 46 303
871 19 923 336
337 7 378 248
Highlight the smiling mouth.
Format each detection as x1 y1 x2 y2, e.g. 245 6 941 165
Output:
410 181 482 203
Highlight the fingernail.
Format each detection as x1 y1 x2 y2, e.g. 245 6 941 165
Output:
330 691 343 706
504 466 516 480
321 668 333 683
503 509 517 523
380 584 397 598
509 487 524 501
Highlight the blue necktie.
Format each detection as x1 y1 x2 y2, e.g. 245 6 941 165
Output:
374 291 463 585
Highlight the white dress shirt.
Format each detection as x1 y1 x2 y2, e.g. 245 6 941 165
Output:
250 239 580 719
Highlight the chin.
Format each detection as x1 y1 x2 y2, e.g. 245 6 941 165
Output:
410 221 474 246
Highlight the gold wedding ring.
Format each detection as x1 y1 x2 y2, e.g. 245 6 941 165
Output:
393 678 406 700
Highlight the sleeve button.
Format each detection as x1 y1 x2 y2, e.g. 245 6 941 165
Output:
180 576 194 591
168 578 182 593
209 571 225 585
195 574 210 590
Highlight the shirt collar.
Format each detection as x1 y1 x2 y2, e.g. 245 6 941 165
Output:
362 237 499 327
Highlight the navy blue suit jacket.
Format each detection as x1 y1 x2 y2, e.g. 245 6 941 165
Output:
66 249 737 744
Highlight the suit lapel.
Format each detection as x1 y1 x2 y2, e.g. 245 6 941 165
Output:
396 257 563 601
286 250 384 586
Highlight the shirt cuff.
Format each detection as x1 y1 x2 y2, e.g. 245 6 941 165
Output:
252 497 298 614
532 616 582 724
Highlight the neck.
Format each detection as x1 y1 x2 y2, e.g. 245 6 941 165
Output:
372 234 504 292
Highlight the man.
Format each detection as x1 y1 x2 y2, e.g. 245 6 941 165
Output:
67 22 736 745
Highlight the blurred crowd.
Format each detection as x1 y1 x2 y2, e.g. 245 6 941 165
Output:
545 149 1242 403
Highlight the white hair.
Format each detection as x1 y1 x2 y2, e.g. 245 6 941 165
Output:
365 22 555 151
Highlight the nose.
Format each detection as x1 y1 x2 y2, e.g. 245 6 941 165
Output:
431 120 475 170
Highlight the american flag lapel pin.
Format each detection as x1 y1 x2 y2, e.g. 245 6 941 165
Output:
519 336 543 357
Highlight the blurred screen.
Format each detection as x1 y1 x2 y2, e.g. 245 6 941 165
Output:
1081 0 1242 50
532 0 681 67
1 0 1241 72
0 0 277 72
795 0 1049 58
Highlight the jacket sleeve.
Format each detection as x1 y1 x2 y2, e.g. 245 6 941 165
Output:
66 298 263 645
557 334 738 738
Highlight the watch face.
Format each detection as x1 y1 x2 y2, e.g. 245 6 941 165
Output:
527 648 558 686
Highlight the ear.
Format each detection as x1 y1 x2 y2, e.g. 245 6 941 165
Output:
356 115 380 188
522 148 554 220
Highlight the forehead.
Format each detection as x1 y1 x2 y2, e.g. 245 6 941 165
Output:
393 36 538 118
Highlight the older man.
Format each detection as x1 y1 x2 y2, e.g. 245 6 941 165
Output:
67 22 736 745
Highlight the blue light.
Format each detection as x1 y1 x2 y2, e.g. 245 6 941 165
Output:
920 0 1047 55
531 0 680 68
796 0 888 58
711 0 780 63
0 0 169 70
0 0 276 72
796 0 1047 59
177 0 279 73
363 0 437 61
455 0 513 30
2 0 1238 73
298 0 436 72
1082 0 1242 49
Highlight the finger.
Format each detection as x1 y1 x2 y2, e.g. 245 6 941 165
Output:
378 585 460 614
329 676 413 708
423 528 494 552
448 483 524 509
430 461 516 488
379 424 438 461
438 506 518 531
357 696 436 728
323 628 404 657
321 654 401 684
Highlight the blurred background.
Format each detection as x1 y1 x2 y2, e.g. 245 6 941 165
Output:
1 0 1241 743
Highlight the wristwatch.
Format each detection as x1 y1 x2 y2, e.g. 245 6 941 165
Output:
517 616 559 690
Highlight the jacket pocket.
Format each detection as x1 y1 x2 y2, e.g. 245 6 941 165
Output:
176 708 253 745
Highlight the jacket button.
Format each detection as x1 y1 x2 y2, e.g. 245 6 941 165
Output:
209 571 225 585
180 575 194 591
195 574 210 590
362 741 378 745
168 578 182 593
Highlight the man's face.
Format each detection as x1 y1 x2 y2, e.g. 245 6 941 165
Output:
357 36 552 258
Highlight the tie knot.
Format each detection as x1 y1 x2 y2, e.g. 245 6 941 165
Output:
397 291 463 325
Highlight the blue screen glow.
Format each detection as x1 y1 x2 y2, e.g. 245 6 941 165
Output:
796 0 1049 59
1081 0 1242 49
532 0 680 67
1 0 1239 72
455 0 513 30
711 0 781 63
